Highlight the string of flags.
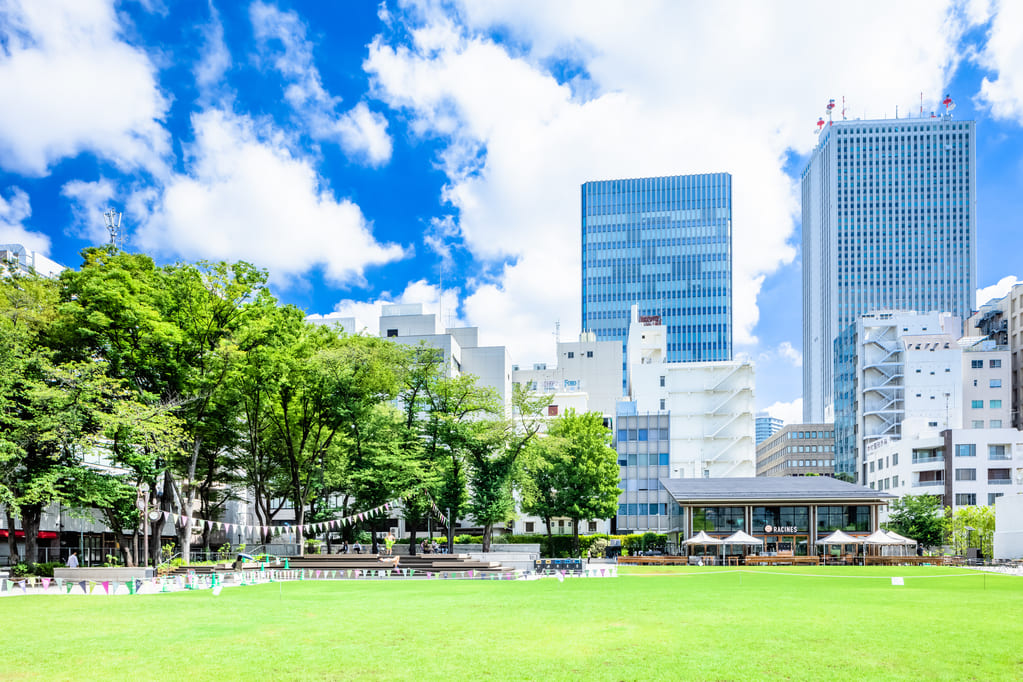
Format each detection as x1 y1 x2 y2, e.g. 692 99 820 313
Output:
162 491 436 539
0 565 617 597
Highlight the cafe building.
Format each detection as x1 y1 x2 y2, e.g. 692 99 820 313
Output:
661 477 895 557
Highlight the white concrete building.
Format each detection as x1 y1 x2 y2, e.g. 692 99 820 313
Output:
615 307 755 533
0 243 66 278
967 280 1023 429
993 493 1023 560
834 310 961 480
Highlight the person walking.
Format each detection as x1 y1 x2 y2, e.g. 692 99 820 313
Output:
66 551 79 568
384 532 395 556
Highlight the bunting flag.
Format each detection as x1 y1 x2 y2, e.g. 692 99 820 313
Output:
41 578 51 591
18 580 26 594
101 581 110 595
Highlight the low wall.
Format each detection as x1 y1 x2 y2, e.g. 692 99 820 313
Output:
53 567 154 581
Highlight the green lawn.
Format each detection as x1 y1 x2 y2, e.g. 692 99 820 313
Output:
2 566 1021 681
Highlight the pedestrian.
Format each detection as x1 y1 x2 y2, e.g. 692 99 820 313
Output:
66 551 79 568
385 532 395 556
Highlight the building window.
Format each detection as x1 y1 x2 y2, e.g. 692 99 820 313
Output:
990 379 1002 388
989 445 1009 460
989 493 1004 505
659 375 665 387
991 400 1003 409
988 468 1011 484
588 521 598 532
972 420 984 428
525 522 534 533
548 405 559 416
586 351 593 358
955 444 976 457
971 400 984 409
971 359 983 369
955 493 976 506
386 329 398 337
567 352 574 359
659 399 666 410
954 468 976 481
990 420 1002 428
990 359 1002 368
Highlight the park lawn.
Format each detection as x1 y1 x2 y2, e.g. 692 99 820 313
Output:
1 567 1021 681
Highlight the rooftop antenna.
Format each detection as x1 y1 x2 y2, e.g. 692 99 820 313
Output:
942 93 956 118
826 99 835 126
553 319 560 345
841 96 847 120
103 209 123 250
919 91 923 118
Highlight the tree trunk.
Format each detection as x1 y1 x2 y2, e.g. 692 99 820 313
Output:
572 518 580 557
21 505 41 565
408 526 417 556
544 517 554 558
5 509 19 564
482 523 493 553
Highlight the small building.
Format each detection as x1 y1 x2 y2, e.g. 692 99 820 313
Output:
662 477 894 556
756 423 836 477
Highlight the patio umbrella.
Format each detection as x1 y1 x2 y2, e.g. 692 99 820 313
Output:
883 530 918 557
682 531 723 564
862 529 902 560
722 530 763 561
816 529 859 564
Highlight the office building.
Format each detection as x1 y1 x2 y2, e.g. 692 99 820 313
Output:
581 173 733 388
615 308 754 534
801 115 976 422
966 281 1023 428
757 424 836 477
0 243 65 278
755 411 783 445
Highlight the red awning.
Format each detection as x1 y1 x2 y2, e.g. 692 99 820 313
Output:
0 530 57 539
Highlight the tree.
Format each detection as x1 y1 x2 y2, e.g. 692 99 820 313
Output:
883 494 945 548
521 410 621 556
465 384 550 551
946 504 995 558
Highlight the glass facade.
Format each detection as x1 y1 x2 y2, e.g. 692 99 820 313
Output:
816 505 871 533
803 118 976 421
615 411 672 533
581 173 733 387
833 323 859 478
691 507 745 533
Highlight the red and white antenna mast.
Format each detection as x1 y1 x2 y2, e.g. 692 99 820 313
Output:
942 93 956 117
826 99 835 126
841 96 847 121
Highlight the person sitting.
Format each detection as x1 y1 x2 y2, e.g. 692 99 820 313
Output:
353 542 362 554
420 539 429 554
340 540 349 554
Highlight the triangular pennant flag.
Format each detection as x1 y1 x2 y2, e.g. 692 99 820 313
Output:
41 578 51 591
78 580 88 593
18 580 27 594
112 580 121 594
427 571 432 578
101 580 110 595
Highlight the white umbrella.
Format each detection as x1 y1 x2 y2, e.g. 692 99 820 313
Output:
863 529 899 545
721 530 763 563
682 531 723 564
884 530 918 557
816 529 860 564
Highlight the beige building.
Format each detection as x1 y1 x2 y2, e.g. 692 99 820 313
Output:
756 424 836 477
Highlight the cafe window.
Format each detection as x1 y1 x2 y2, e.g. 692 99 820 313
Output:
752 506 809 532
816 505 870 533
691 506 745 532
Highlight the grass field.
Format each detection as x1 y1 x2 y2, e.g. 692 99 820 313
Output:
2 566 1021 681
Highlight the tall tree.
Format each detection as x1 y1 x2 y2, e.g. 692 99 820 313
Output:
883 494 945 548
522 410 621 556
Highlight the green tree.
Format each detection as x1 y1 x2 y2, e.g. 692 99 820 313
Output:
521 410 621 556
946 504 995 558
883 494 945 548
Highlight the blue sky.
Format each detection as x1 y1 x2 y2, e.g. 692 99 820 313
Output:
2 1 1023 424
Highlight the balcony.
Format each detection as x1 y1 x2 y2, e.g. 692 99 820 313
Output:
912 480 944 488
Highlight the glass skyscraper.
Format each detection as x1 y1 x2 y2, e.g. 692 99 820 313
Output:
581 173 733 384
802 116 976 422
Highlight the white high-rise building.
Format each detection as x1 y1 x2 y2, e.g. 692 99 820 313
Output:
801 115 976 422
615 307 754 533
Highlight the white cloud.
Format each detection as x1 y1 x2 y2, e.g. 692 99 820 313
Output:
0 0 169 176
250 1 392 166
133 108 406 286
365 1 967 364
977 275 1021 307
0 187 50 254
764 398 802 427
975 1 1023 122
777 342 803 368
326 280 464 331
61 179 117 244
193 1 231 104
